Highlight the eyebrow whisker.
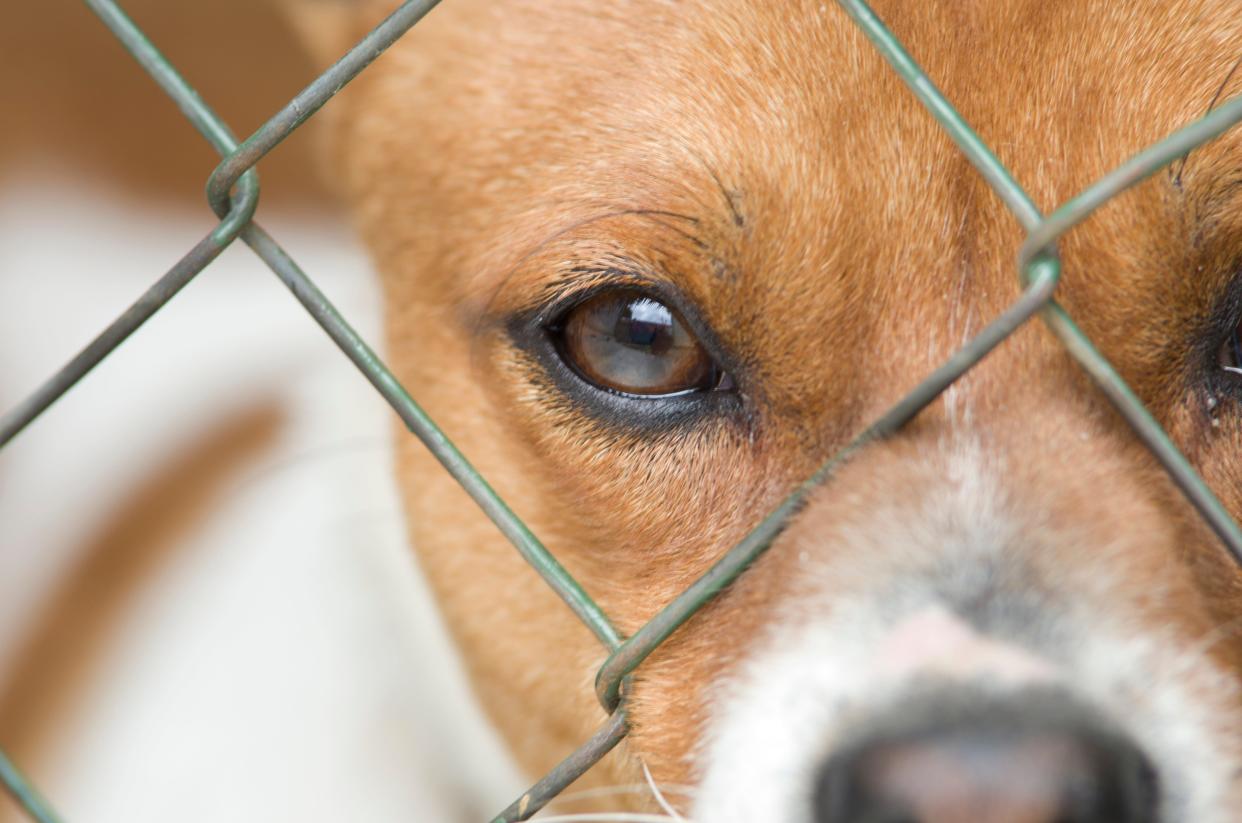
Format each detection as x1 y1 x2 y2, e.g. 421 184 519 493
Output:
644 217 710 250
686 146 746 228
1173 54 1242 187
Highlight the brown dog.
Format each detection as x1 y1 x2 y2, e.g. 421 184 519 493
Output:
285 1 1242 819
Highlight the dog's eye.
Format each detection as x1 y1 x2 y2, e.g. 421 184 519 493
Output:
552 290 727 396
1219 324 1242 379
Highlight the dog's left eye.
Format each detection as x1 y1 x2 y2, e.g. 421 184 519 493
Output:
550 290 729 397
1218 324 1242 378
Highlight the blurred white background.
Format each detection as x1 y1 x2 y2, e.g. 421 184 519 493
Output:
0 4 520 821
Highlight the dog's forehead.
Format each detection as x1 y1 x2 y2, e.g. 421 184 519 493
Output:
361 0 1240 263
347 0 1242 407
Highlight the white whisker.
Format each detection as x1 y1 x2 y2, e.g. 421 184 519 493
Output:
552 784 692 805
531 814 679 823
642 762 687 822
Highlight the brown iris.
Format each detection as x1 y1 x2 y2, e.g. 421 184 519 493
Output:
555 290 722 396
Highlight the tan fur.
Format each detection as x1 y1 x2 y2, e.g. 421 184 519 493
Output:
288 0 1242 809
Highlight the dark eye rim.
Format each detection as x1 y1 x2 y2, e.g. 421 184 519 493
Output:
504 274 748 431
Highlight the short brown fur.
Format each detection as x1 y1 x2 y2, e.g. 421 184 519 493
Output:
288 0 1242 810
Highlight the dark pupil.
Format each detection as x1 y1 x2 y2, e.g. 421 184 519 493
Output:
615 298 674 355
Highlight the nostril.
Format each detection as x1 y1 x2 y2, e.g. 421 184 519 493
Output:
812 700 1158 823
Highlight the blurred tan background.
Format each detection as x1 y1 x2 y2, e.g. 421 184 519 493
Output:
2 0 331 210
1 3 519 821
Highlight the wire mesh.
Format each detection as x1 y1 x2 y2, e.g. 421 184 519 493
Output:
3 1 1241 821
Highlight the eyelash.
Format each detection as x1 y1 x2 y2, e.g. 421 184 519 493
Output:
531 270 662 326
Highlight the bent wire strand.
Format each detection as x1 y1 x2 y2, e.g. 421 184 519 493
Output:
491 709 630 823
203 0 444 217
0 0 260 450
1019 101 1242 564
80 0 623 649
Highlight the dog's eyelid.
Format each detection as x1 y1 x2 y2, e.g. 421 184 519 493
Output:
539 278 734 370
530 269 665 325
509 265 721 347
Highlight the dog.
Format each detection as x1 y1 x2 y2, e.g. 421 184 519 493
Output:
279 1 1242 820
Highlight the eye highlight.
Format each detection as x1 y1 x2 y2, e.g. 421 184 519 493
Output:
550 290 728 397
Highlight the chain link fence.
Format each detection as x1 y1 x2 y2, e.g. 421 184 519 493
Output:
3 0 1242 820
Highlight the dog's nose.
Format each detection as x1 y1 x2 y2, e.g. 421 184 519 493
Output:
812 705 1157 823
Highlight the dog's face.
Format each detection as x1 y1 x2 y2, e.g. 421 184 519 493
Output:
291 0 1242 819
